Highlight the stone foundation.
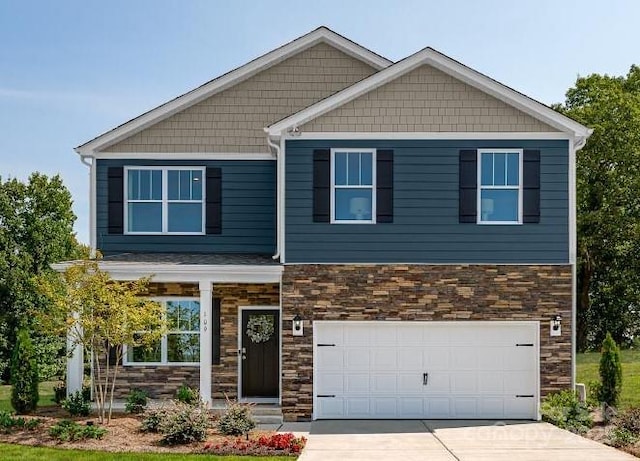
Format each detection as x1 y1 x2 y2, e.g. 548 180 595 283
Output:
281 264 572 421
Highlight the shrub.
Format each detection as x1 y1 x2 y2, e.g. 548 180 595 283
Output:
10 329 39 414
62 390 91 417
609 427 638 448
587 380 603 407
49 419 107 442
203 433 307 456
125 388 148 414
53 382 66 404
541 390 593 434
140 407 168 433
616 406 640 434
216 398 256 436
157 401 210 445
174 384 198 405
599 332 623 407
0 410 42 433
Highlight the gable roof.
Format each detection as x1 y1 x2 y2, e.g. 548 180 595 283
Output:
266 47 592 141
75 27 393 155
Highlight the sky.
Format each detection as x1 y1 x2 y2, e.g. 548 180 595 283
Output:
1 0 639 244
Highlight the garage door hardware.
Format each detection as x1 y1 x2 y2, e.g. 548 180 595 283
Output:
423 373 429 385
317 394 336 398
516 343 534 347
516 395 534 398
317 343 336 347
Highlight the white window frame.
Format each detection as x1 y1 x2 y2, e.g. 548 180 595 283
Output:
123 297 200 367
330 148 377 224
124 166 206 235
477 148 523 225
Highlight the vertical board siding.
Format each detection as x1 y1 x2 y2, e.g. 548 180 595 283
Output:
285 139 569 263
96 159 275 255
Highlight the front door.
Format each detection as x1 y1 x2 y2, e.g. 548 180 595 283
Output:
241 309 279 398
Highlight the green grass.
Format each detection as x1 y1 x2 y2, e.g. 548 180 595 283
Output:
576 349 640 408
0 444 292 460
0 380 57 412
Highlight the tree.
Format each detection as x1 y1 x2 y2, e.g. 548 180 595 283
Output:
599 332 622 408
10 329 39 414
38 258 166 424
555 66 640 350
0 173 85 381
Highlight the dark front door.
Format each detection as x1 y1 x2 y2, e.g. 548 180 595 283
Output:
241 309 279 398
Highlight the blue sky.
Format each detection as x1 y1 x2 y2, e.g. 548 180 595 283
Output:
1 0 638 243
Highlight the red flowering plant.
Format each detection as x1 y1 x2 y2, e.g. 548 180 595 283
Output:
203 432 307 455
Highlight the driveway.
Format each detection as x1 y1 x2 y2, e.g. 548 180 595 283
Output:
279 420 636 461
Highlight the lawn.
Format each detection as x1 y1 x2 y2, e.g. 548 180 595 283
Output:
0 444 291 460
576 349 640 408
0 380 57 412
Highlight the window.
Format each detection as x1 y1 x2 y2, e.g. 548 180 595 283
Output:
125 167 205 234
478 149 522 224
331 149 376 223
125 299 200 365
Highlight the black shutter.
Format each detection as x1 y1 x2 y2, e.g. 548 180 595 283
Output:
523 150 541 223
212 298 221 365
206 168 222 234
459 150 477 223
376 150 394 223
107 341 118 366
107 167 124 234
313 149 331 222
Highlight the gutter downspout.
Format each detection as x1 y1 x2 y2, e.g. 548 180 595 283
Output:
78 154 97 258
266 134 281 261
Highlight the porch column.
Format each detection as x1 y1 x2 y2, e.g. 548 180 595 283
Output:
199 280 213 405
66 316 83 396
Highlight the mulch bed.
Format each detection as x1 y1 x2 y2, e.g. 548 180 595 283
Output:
584 408 640 458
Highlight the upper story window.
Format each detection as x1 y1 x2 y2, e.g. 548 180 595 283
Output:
125 299 200 365
125 167 205 234
478 149 522 224
331 149 376 223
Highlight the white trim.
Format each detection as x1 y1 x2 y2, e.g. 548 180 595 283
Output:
92 152 275 161
312 320 540 421
75 27 391 155
279 136 286 263
477 149 523 225
237 306 281 403
267 48 591 140
330 148 377 224
284 132 573 141
283 262 571 266
123 166 206 235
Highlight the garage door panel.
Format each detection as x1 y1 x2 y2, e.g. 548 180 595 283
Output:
451 372 478 393
344 374 369 393
371 348 397 369
398 348 422 369
401 325 427 345
371 374 397 393
346 398 370 417
423 347 450 369
316 348 344 370
344 325 371 345
451 346 480 369
454 398 479 417
317 397 344 418
372 398 398 417
345 348 370 369
317 373 344 394
373 325 398 345
400 398 426 418
478 372 505 393
427 398 451 418
398 373 423 393
479 398 505 418
424 372 450 393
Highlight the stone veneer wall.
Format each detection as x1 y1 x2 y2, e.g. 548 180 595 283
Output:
110 282 279 399
281 264 572 421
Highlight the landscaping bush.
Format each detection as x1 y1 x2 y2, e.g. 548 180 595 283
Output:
125 388 148 414
54 383 91 405
174 384 198 405
10 329 39 414
49 420 106 442
216 398 256 436
616 406 640 434
140 407 168 433
0 410 42 433
62 390 91 417
587 380 603 407
608 427 638 448
203 433 307 456
541 389 593 434
600 332 623 408
157 401 210 445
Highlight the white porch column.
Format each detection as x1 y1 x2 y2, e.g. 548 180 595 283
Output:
199 280 213 405
66 318 83 396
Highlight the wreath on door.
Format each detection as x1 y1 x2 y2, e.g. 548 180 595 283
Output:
246 314 275 343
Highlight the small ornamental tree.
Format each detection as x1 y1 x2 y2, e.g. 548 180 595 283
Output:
599 332 623 407
38 258 167 424
10 328 39 414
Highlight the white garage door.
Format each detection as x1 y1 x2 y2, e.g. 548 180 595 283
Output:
314 321 539 420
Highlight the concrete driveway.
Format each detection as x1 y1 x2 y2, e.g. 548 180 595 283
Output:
279 420 636 461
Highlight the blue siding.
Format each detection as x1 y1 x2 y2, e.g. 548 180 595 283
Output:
285 139 569 263
96 159 276 255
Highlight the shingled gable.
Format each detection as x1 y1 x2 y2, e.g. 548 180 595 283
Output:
75 27 392 155
266 46 592 141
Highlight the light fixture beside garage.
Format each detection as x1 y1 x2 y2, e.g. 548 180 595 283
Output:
292 314 303 336
550 315 562 337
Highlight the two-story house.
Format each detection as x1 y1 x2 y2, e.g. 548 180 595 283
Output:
66 27 591 421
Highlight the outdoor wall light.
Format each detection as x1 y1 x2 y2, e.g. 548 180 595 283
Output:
292 314 304 336
550 315 562 337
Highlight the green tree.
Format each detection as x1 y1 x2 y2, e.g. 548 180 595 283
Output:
38 258 167 424
0 173 84 381
599 332 623 407
555 65 640 350
10 329 39 414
